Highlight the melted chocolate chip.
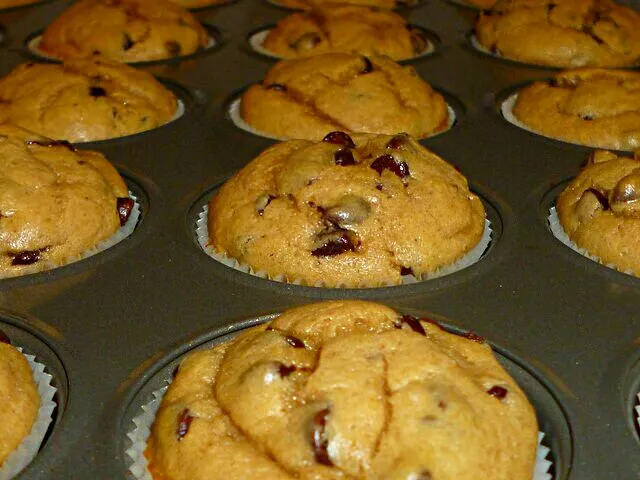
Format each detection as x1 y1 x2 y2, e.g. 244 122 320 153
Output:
10 250 42 266
386 134 409 150
285 335 305 348
0 329 10 344
117 197 135 226
400 266 413 276
26 139 76 152
122 33 135 51
375 183 383 191
581 114 595 121
394 315 426 336
165 40 182 56
311 408 333 466
487 385 508 399
266 83 287 92
278 363 297 377
312 231 358 257
176 408 194 441
361 56 374 73
323 131 355 148
334 148 355 166
89 86 107 98
370 154 411 181
464 331 485 343
586 187 610 210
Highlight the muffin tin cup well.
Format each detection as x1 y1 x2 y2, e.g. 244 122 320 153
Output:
265 0 423 11
227 94 458 141
246 25 440 62
120 312 568 479
195 203 493 288
23 24 222 66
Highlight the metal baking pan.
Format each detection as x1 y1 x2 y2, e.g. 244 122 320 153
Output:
0 0 638 478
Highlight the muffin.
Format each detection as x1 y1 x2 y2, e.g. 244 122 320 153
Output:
239 53 449 141
261 5 429 60
475 0 640 68
168 0 228 7
0 59 178 143
273 0 403 10
0 124 135 278
208 132 485 287
39 0 209 63
0 336 40 468
0 0 41 9
145 300 539 480
556 149 640 276
511 69 640 151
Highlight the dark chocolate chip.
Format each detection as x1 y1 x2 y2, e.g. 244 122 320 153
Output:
10 250 42 266
400 266 413 276
370 154 410 180
165 40 182 56
375 183 383 191
266 83 287 92
26 139 76 152
394 314 426 336
414 470 433 480
581 114 594 121
311 408 333 466
386 134 409 150
176 408 194 441
278 363 297 377
122 33 135 51
464 331 485 343
323 131 355 148
285 335 306 348
334 148 355 166
117 197 135 226
586 187 610 210
547 3 557 13
361 56 374 74
487 385 508 399
89 86 107 98
0 329 10 344
312 231 358 257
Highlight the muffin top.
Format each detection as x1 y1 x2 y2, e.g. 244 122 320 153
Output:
239 53 449 141
512 68 640 151
0 335 40 467
557 149 640 276
0 59 178 143
209 132 485 287
39 0 209 63
0 125 132 278
145 300 538 480
262 5 429 60
475 0 640 67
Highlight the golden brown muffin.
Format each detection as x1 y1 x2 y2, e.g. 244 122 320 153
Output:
145 300 539 480
39 0 209 63
512 69 640 151
261 5 429 60
0 59 178 143
0 337 40 467
0 125 134 278
557 149 640 276
0 0 41 9
208 132 485 287
239 53 449 141
475 0 640 68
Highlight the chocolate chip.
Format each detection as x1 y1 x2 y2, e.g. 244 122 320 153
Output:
581 114 595 121
26 139 76 152
400 266 413 276
370 154 410 181
394 314 426 336
10 250 42 266
266 83 287 92
413 471 433 480
487 385 508 399
547 2 557 12
361 56 374 74
89 86 107 98
323 131 355 148
256 194 275 216
285 335 306 348
176 408 194 441
278 363 297 377
386 134 409 150
464 332 485 343
324 196 370 229
609 172 640 216
122 33 135 51
292 32 321 51
165 40 182 56
334 148 355 166
171 365 179 379
0 329 10 344
585 187 610 210
375 183 383 191
117 197 135 226
310 408 332 466
312 230 358 257
437 400 447 410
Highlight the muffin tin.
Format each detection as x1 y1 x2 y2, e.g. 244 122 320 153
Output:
0 0 638 478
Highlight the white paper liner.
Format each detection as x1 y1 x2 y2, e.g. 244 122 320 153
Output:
195 203 492 287
126 383 553 480
548 206 637 277
27 34 217 63
0 348 56 480
229 97 457 141
248 28 436 61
